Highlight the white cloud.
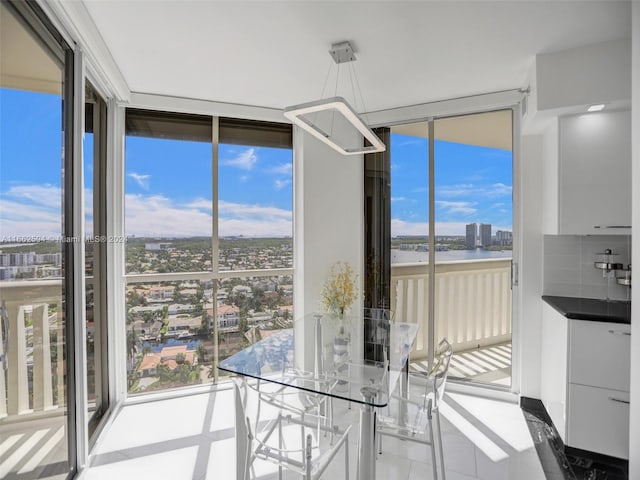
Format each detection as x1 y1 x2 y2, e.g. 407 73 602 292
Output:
185 198 213 211
391 219 428 236
1 184 101 238
218 200 292 221
4 184 61 208
391 219 470 237
487 183 512 197
438 184 475 197
437 183 512 199
127 172 151 190
123 195 292 238
436 200 477 215
391 197 407 202
125 194 212 237
274 179 292 191
0 184 62 238
269 163 293 175
217 200 292 237
221 148 257 171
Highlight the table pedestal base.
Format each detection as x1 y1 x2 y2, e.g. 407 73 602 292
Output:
357 387 378 480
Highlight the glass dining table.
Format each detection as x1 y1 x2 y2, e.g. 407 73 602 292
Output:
219 312 419 480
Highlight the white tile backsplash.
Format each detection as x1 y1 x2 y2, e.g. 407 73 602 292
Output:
543 235 631 301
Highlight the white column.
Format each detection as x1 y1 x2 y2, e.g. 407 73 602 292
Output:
32 304 54 411
293 127 364 371
7 305 31 414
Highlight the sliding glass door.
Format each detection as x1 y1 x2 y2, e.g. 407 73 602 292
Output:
84 81 109 440
390 109 515 388
0 1 76 477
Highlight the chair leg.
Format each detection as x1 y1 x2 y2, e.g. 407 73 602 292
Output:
428 411 438 480
279 416 284 480
378 432 382 455
435 410 446 480
305 434 312 480
345 436 350 480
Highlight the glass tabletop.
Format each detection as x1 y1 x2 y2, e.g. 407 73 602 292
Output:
218 312 418 407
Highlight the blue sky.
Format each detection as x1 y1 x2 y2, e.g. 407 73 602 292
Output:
391 133 513 236
1 88 512 239
125 137 293 237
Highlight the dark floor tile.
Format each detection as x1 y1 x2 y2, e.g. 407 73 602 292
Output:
520 398 628 480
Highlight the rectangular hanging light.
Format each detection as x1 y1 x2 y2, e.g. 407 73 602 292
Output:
284 96 386 155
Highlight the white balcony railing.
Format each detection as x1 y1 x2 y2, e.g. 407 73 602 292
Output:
0 259 512 418
391 258 512 359
0 279 65 419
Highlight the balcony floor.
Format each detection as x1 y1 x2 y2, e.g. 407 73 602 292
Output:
0 413 68 480
81 384 543 480
411 342 512 387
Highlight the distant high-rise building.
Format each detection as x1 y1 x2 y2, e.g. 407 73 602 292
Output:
479 224 492 247
496 230 513 246
465 223 477 248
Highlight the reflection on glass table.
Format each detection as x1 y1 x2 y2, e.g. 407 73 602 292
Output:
219 312 419 480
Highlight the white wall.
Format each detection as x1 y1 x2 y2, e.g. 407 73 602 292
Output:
536 38 631 111
293 126 364 369
541 119 558 234
518 134 544 398
629 2 640 476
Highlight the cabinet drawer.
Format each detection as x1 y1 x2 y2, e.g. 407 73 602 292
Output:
568 320 630 391
567 383 629 459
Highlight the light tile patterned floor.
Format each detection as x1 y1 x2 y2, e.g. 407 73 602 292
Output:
412 343 512 387
80 384 545 480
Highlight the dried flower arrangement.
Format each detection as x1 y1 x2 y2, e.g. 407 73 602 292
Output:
321 261 358 318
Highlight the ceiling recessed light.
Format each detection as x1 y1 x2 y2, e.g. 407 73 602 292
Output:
587 104 605 112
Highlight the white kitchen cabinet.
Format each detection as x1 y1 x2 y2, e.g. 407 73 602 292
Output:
557 109 631 235
539 302 630 459
540 303 568 443
567 384 630 459
568 320 631 392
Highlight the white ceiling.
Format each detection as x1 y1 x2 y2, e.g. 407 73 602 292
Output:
83 1 631 112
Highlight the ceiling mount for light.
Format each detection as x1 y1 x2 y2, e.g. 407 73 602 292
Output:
284 41 386 156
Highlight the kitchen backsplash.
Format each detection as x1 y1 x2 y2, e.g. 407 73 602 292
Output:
543 234 631 301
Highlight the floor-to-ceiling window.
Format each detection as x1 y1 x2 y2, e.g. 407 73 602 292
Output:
390 109 515 388
123 111 293 394
0 1 76 477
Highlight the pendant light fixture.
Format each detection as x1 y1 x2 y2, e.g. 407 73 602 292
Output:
284 41 386 156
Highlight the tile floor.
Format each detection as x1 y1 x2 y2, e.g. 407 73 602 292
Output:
412 343 512 387
80 384 546 480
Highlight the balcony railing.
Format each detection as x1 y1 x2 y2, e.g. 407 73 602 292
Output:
0 279 65 419
391 258 512 359
0 259 512 418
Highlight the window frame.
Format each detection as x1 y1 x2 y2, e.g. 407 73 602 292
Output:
122 109 294 394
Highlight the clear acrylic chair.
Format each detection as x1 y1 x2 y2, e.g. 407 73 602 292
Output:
376 338 453 480
234 377 351 480
257 369 338 439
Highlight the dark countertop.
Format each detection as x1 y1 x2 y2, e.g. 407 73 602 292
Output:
542 295 631 325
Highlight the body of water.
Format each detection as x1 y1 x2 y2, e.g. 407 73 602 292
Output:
142 337 203 353
391 248 512 264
